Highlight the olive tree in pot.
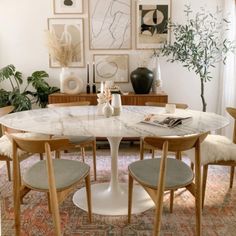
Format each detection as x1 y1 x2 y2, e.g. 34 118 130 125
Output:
0 64 59 111
161 6 235 112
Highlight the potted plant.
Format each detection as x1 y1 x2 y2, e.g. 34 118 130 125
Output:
0 64 59 111
161 5 235 111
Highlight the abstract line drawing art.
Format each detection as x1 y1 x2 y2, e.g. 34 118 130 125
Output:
89 0 131 50
93 54 129 83
54 0 83 14
48 18 85 68
136 0 171 49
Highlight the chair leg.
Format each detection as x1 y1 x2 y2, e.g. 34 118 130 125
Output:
55 150 61 159
6 160 11 181
151 149 155 159
140 139 144 160
92 141 97 181
230 166 234 188
191 162 194 171
170 190 174 213
81 147 85 162
128 173 133 223
47 192 52 213
202 165 208 209
85 174 92 223
13 143 21 236
39 153 43 160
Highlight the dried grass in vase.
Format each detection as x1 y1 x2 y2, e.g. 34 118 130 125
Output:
45 30 78 67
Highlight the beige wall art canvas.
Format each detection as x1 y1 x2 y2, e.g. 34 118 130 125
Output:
93 54 129 83
136 0 171 49
48 18 84 68
89 0 131 49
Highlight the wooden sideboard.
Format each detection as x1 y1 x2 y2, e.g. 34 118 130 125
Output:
48 92 168 105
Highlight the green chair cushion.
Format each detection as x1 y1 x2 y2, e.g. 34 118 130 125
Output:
129 158 193 190
23 159 90 191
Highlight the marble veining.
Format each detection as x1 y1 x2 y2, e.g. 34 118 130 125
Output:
0 106 229 138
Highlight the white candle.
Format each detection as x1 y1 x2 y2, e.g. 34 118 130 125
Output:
100 81 104 93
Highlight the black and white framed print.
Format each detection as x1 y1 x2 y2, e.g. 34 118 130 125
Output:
136 0 171 49
89 0 132 50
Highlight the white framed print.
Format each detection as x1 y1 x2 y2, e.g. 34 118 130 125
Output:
136 0 171 49
53 0 83 14
48 18 85 68
89 0 132 50
93 54 129 83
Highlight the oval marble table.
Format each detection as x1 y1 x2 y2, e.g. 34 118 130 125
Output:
0 106 229 217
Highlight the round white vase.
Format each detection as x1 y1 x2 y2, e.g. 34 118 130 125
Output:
103 101 113 118
60 67 83 94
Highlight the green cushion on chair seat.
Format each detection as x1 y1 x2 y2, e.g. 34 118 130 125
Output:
23 159 90 191
129 158 194 190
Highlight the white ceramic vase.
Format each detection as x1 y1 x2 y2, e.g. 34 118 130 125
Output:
59 67 83 94
60 67 70 93
103 101 113 118
151 57 162 93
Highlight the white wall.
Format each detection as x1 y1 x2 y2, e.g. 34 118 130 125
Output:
0 0 223 112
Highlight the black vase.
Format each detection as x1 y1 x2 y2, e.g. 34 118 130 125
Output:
130 67 154 94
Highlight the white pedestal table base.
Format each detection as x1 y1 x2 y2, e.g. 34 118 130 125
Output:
73 136 154 215
73 183 154 215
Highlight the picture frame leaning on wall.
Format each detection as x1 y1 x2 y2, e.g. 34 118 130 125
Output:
48 18 85 68
93 54 129 83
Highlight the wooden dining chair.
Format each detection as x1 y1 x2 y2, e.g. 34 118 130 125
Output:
187 107 236 208
128 133 208 236
11 135 92 236
140 102 189 160
0 106 46 180
48 101 97 181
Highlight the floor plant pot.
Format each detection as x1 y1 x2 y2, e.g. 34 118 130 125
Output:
130 67 154 94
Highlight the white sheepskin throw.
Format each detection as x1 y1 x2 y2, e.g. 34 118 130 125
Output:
186 134 236 165
0 133 50 158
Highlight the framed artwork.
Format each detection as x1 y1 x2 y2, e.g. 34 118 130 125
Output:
89 0 132 50
48 18 85 68
93 54 129 83
53 0 83 14
136 0 171 49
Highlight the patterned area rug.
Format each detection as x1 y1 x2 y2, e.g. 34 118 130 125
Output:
1 145 236 236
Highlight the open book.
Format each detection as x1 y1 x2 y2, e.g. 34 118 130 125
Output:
141 114 192 128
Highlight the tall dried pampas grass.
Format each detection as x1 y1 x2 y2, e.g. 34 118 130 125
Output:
45 30 78 67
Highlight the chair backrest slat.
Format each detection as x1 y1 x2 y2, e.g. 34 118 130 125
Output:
10 135 70 154
0 106 15 135
226 107 236 144
145 102 188 109
47 101 90 108
144 133 208 152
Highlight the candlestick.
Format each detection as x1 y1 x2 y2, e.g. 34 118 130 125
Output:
86 84 90 94
93 62 95 83
92 84 96 93
87 63 89 84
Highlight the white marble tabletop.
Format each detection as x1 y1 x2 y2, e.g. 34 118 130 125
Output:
0 106 229 137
